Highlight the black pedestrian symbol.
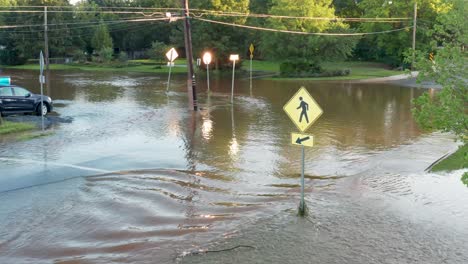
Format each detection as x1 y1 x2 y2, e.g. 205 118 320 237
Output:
297 96 309 123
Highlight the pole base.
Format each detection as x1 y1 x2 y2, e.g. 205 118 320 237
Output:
298 200 308 217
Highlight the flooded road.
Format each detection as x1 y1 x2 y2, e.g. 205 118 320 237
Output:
0 70 467 263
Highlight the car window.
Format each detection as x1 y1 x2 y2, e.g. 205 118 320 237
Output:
13 87 30 96
0 87 13 96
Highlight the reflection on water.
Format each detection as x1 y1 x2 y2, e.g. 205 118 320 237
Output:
0 70 466 263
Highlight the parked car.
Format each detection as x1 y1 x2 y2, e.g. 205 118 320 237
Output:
0 85 53 116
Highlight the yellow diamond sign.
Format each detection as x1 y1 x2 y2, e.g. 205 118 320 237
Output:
283 87 323 132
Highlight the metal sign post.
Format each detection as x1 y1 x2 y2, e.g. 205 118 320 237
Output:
249 44 254 91
39 51 45 131
229 54 239 104
165 48 178 92
283 86 323 216
203 52 212 93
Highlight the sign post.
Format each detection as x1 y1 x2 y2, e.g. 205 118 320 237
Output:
39 51 45 131
283 86 323 216
229 54 239 104
203 52 212 93
249 44 254 91
165 48 178 92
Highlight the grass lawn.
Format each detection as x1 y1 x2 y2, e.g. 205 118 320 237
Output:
0 121 35 135
4 60 402 80
241 60 402 80
5 59 189 74
431 144 468 172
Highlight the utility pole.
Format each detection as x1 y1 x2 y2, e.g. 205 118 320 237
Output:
182 0 198 111
412 1 417 70
44 6 49 71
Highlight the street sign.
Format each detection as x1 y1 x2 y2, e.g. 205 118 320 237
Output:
283 87 322 132
165 48 178 62
39 51 44 76
249 43 254 55
291 133 314 147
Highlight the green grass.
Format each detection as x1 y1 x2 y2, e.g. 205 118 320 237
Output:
16 131 54 141
4 60 189 73
0 121 35 135
244 60 402 80
431 144 468 172
4 60 402 80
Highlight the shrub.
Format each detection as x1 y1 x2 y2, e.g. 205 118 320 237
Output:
118 51 128 63
72 50 87 63
97 47 113 63
279 60 323 77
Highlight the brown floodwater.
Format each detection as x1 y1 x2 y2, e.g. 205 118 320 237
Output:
0 69 466 263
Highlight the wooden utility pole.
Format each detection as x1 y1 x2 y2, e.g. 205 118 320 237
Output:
182 0 198 111
412 1 417 70
44 6 49 71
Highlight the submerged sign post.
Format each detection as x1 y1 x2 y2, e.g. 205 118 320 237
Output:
39 51 45 131
283 86 323 216
165 47 178 92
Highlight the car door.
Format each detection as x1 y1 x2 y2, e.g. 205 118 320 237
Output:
12 86 35 111
0 86 16 111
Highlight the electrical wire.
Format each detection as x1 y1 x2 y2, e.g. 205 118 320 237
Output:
191 9 411 22
193 17 413 36
0 17 170 29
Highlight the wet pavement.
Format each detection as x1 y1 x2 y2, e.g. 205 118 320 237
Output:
0 70 467 263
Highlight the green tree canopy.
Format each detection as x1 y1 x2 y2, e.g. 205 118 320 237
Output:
91 21 113 52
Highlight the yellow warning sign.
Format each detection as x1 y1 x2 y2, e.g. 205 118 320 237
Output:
283 87 323 132
249 43 254 54
291 133 314 147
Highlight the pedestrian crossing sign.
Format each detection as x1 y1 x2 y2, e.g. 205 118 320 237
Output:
283 87 323 132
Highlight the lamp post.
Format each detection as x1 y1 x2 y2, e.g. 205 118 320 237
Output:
229 54 239 104
203 52 212 93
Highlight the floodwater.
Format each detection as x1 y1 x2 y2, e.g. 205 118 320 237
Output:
0 70 466 264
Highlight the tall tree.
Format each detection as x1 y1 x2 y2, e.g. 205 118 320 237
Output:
189 0 250 70
91 21 113 51
260 0 357 62
409 0 467 142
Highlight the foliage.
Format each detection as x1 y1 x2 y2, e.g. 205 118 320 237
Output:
147 41 169 61
407 0 467 143
279 59 322 76
72 50 87 63
463 172 468 186
118 51 128 63
190 0 250 70
97 47 113 63
260 0 358 65
91 22 113 52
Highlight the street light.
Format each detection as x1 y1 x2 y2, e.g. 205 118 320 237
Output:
229 54 239 104
203 52 212 93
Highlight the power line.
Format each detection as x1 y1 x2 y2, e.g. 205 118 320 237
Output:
193 17 413 36
0 17 170 29
191 10 411 22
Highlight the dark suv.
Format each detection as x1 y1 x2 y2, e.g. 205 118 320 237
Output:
0 85 53 116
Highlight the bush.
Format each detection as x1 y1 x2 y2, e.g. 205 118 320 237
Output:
147 41 169 61
0 49 28 65
97 47 113 63
118 51 128 63
72 50 87 63
279 60 323 77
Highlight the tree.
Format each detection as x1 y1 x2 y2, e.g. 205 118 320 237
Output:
407 0 467 185
260 0 357 63
190 0 250 70
91 22 113 52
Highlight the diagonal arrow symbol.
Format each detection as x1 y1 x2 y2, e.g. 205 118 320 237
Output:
295 136 310 144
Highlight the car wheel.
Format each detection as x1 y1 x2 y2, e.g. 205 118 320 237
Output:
36 103 48 116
